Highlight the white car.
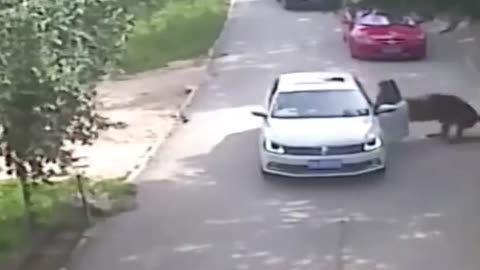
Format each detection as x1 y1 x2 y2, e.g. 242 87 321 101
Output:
251 72 409 177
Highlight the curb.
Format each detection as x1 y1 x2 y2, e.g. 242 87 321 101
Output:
124 85 198 183
59 225 99 270
208 0 236 59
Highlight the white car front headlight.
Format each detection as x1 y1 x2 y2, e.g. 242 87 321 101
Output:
363 133 383 151
264 138 285 154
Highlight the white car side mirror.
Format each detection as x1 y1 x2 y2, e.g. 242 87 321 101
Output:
251 108 268 118
375 104 397 114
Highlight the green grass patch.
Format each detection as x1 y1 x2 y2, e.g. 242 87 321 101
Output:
0 182 27 259
358 0 480 17
0 177 135 264
91 177 137 199
120 0 228 73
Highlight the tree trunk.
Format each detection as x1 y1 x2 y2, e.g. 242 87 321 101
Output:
18 176 35 232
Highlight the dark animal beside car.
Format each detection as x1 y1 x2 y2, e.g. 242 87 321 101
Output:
406 93 480 140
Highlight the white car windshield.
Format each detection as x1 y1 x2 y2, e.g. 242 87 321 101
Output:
271 90 371 118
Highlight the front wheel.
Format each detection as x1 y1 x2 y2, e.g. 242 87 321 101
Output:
417 49 427 60
350 46 358 59
348 41 359 59
368 166 386 180
416 42 427 60
260 166 276 180
375 166 387 174
416 54 426 60
281 0 293 10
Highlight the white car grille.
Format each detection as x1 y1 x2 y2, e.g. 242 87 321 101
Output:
283 144 364 156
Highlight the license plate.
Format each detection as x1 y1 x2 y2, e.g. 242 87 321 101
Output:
307 160 342 169
382 46 402 53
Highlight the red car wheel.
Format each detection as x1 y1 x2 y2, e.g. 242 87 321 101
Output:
414 44 427 60
417 52 426 60
349 41 359 59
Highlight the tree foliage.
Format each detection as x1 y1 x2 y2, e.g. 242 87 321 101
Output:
353 0 480 17
0 0 133 187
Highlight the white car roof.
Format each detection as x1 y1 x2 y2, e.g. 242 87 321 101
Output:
276 72 359 93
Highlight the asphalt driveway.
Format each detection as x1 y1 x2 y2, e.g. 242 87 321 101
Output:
69 1 480 270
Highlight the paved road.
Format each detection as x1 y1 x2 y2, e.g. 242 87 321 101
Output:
70 1 480 270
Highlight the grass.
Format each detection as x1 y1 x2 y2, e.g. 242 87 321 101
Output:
120 0 228 73
0 177 135 265
0 182 28 260
90 177 137 199
359 0 480 17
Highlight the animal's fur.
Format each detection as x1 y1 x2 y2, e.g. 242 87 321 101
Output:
405 93 480 140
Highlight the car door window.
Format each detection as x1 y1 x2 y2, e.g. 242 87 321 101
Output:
376 79 402 106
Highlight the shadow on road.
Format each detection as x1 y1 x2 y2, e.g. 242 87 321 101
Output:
172 128 392 191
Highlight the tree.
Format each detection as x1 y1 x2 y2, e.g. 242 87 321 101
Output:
0 0 134 225
348 0 480 18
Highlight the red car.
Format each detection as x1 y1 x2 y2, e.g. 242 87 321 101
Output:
341 9 427 60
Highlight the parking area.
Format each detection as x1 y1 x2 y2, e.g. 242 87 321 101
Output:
69 0 480 270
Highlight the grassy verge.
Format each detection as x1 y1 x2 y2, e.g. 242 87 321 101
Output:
0 177 136 265
120 0 228 73
358 0 480 17
0 181 28 263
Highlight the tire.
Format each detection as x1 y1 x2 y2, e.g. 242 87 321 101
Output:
369 166 386 180
350 47 358 59
375 166 387 174
416 51 427 60
260 166 276 180
281 0 294 10
416 43 427 60
348 42 359 59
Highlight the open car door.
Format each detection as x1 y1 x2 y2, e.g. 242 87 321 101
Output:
376 79 410 143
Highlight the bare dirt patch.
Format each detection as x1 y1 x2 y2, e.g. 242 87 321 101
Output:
65 61 207 180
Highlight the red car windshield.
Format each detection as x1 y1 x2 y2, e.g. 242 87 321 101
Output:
355 11 414 27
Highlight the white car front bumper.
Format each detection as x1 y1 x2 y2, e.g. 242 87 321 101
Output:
260 146 386 178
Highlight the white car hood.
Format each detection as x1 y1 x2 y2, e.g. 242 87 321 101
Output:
265 116 378 146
